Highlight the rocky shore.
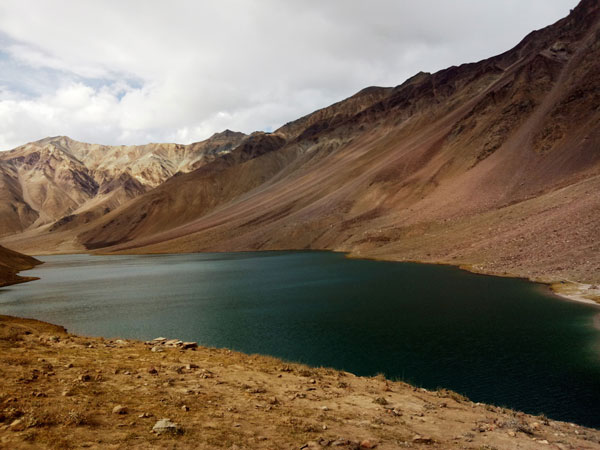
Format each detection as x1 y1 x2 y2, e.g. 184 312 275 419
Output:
1 315 599 449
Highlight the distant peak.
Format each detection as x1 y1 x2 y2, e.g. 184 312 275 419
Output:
209 129 245 139
35 135 78 146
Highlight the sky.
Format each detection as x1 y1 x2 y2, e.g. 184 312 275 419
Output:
0 0 578 150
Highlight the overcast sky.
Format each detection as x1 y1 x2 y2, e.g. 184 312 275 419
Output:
0 0 578 150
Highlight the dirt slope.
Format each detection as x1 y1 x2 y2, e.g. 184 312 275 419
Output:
2 315 599 449
0 246 41 287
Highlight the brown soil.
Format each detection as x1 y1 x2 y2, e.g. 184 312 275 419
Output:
1 315 599 449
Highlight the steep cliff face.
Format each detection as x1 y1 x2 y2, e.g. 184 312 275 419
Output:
1 1 599 285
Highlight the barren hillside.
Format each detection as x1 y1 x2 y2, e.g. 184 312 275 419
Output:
0 245 40 287
1 0 599 291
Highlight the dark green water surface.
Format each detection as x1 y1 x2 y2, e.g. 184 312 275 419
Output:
1 252 599 427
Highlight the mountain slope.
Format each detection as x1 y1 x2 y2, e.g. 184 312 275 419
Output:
0 131 246 236
0 245 41 287
2 0 599 289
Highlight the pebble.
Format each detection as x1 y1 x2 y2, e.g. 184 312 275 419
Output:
112 405 128 415
412 435 434 444
9 419 25 431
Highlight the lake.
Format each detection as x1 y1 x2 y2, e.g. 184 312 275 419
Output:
1 251 599 428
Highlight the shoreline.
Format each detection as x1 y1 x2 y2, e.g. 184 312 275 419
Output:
344 251 600 307
8 247 600 307
1 313 600 449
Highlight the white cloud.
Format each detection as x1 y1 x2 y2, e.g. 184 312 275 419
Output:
0 0 578 149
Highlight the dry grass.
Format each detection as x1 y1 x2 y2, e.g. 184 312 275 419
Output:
1 315 599 449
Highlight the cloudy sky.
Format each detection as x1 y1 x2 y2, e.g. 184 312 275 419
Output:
0 0 577 150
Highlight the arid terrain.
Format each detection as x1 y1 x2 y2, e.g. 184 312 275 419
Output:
1 2 599 300
1 1 600 448
1 314 600 450
0 246 40 288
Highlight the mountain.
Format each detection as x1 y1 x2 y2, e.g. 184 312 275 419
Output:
1 0 599 288
0 245 41 287
0 131 246 237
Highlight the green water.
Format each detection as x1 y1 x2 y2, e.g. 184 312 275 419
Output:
1 251 599 427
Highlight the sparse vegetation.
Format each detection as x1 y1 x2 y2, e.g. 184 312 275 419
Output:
1 314 597 449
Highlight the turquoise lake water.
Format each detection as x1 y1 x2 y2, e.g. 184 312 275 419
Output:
1 251 599 428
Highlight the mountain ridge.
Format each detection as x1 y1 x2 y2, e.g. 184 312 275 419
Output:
1 0 599 297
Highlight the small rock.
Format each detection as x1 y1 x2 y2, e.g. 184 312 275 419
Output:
412 435 434 445
539 440 549 445
112 405 128 415
9 419 25 431
139 412 152 418
165 339 183 347
360 440 377 449
182 342 198 349
373 397 388 406
153 337 167 342
115 339 127 346
152 418 181 435
150 346 164 353
181 405 189 411
78 374 91 382
320 406 329 411
147 367 158 375
185 363 199 370
64 363 73 369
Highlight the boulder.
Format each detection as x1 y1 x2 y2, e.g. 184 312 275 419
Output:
152 418 182 434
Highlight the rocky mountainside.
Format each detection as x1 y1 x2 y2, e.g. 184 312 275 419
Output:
1 0 599 290
0 245 40 287
0 131 245 236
